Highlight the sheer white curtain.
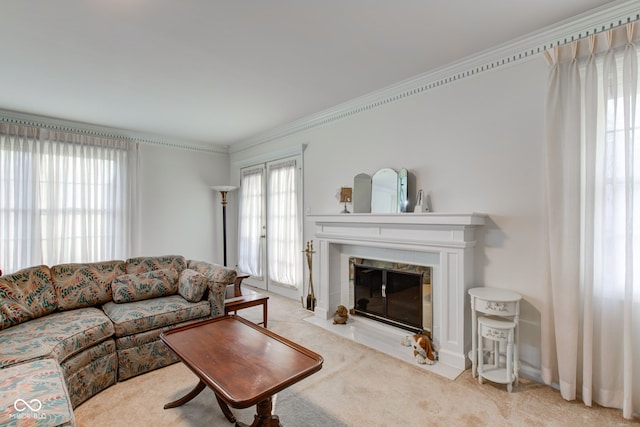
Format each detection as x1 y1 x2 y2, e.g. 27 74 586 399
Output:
0 123 139 273
543 23 640 419
237 166 264 277
267 159 301 288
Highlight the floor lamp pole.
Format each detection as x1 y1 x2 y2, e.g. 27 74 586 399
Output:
220 191 229 267
211 186 238 267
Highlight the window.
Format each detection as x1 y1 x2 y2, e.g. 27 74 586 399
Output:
589 48 640 301
0 124 138 273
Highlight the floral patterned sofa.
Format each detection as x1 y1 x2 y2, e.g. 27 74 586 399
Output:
0 255 236 424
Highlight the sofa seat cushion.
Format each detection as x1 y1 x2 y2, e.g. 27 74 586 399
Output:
0 359 75 426
51 261 125 311
0 265 57 330
102 294 210 337
111 269 178 303
0 307 114 369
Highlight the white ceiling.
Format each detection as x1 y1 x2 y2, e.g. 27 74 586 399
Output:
0 0 618 148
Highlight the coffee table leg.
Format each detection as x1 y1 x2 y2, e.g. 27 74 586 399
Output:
164 379 238 423
164 379 206 409
235 396 281 427
216 394 237 423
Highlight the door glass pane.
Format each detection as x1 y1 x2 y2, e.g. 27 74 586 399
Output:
238 167 263 277
267 159 301 288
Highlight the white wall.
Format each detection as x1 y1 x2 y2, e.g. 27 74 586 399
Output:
230 55 550 377
139 143 230 264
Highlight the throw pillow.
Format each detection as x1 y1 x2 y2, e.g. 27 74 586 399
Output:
111 269 178 303
178 269 209 303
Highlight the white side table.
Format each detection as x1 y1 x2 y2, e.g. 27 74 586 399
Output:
468 287 521 381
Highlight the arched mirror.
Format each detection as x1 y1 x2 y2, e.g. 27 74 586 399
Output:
353 173 372 213
371 168 399 213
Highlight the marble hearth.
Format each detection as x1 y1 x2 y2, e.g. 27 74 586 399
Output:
306 213 485 379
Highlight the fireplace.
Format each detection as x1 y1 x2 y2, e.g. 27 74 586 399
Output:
351 258 431 333
307 213 485 377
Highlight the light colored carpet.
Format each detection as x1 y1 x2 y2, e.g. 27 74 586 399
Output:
74 290 635 426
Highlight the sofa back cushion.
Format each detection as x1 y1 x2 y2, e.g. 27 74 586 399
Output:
0 265 57 330
125 255 186 275
111 269 178 303
51 261 126 311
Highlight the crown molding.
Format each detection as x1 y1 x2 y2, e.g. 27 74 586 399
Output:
0 109 229 155
230 0 640 154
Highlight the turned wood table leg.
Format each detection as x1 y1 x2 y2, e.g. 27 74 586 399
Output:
235 396 281 427
164 380 206 409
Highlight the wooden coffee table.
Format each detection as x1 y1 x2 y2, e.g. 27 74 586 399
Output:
160 316 323 427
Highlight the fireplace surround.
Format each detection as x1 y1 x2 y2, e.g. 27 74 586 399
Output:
307 213 485 376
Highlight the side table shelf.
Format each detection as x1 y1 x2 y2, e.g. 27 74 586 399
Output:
224 275 269 327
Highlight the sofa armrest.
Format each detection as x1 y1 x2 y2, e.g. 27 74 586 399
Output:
186 260 238 317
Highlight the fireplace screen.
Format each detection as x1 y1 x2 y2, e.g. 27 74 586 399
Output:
353 261 426 333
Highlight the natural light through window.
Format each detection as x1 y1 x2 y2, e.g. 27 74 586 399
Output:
590 51 640 302
0 125 137 273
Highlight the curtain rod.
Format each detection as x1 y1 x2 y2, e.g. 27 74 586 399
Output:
0 110 228 155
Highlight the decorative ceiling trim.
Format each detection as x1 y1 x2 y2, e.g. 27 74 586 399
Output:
0 109 229 155
231 0 640 154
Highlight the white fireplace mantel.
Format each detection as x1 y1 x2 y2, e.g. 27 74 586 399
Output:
309 212 486 226
307 212 486 375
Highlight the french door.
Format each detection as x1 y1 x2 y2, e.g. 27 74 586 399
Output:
237 156 302 299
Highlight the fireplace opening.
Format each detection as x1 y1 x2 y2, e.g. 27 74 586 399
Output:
350 258 432 334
